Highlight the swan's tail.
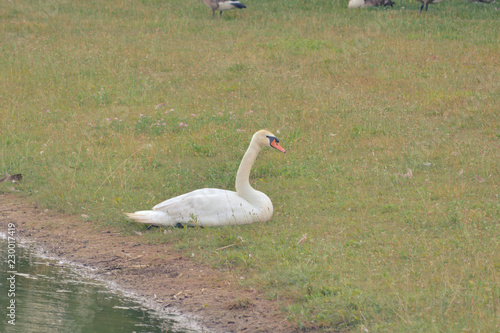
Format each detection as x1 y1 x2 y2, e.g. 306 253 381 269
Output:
125 210 175 227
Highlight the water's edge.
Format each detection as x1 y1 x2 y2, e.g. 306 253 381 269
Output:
1 232 206 333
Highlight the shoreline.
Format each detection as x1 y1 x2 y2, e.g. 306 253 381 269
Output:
0 194 295 333
0 231 204 333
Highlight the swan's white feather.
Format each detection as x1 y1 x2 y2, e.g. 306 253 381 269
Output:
127 189 272 227
126 130 284 227
151 188 272 226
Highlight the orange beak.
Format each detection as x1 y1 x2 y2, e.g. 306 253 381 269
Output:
270 140 286 153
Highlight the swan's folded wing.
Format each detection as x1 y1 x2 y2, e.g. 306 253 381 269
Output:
152 188 259 226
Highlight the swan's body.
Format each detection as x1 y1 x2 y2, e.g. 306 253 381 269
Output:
126 130 285 227
200 0 247 18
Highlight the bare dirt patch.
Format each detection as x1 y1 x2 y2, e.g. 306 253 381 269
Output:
0 194 296 333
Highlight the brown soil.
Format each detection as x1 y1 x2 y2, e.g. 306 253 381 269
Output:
0 194 296 333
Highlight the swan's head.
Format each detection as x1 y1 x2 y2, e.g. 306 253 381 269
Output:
253 130 286 153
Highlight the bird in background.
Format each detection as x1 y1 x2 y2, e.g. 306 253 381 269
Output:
348 0 394 9
200 0 247 18
418 0 445 12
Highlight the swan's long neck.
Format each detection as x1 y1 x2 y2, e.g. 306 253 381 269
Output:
235 138 261 199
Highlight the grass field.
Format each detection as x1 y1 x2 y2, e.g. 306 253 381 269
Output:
1 0 499 331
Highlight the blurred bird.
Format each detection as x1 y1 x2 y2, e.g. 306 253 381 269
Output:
348 0 394 8
365 0 395 7
200 0 247 18
417 0 445 12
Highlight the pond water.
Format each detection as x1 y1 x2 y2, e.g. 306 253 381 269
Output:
0 234 200 333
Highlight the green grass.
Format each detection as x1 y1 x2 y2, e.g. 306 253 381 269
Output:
1 0 499 331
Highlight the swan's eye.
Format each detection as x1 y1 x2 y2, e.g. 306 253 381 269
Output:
266 135 278 144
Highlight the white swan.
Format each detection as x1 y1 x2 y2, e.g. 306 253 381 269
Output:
126 130 286 227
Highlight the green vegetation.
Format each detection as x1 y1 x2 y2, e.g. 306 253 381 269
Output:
1 0 498 331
